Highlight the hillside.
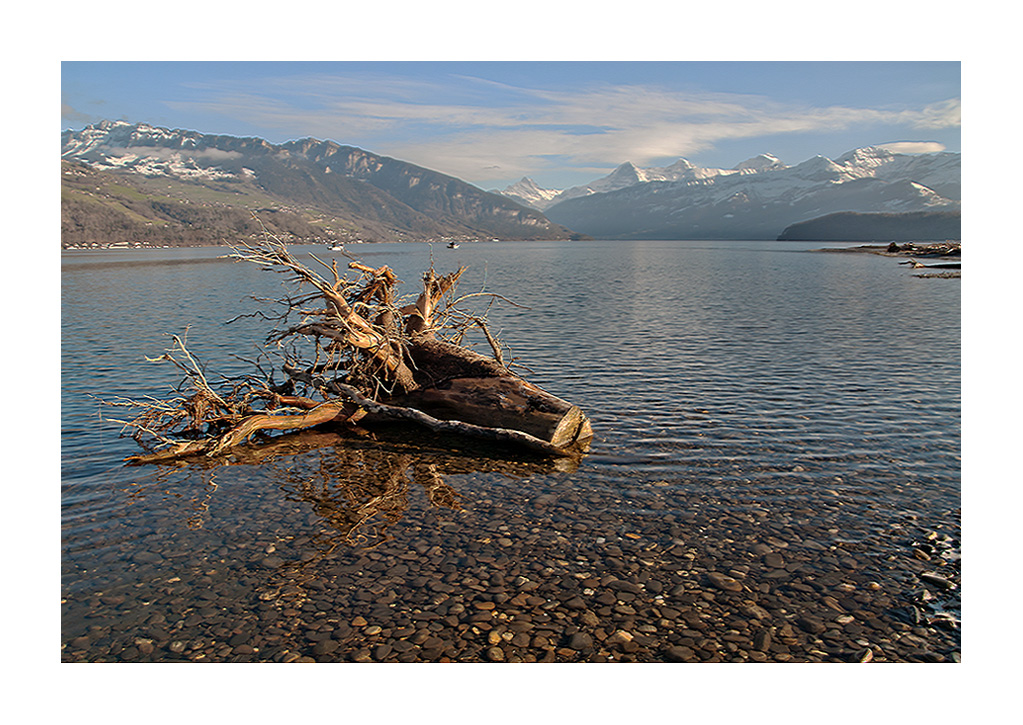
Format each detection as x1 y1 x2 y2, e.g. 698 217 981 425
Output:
61 160 342 246
61 121 577 247
776 211 961 242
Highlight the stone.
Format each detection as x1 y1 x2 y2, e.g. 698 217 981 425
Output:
314 639 339 655
797 617 826 635
607 630 634 645
568 632 594 651
665 645 696 662
822 596 845 612
706 572 743 593
919 572 956 590
608 580 643 594
744 604 771 620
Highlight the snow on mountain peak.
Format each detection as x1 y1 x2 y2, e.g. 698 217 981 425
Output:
497 177 562 209
836 146 897 169
664 158 696 171
734 153 786 173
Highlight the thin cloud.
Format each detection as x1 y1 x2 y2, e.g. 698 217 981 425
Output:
61 102 98 125
168 73 962 184
876 141 948 154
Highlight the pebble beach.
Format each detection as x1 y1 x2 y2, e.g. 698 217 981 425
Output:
61 431 961 664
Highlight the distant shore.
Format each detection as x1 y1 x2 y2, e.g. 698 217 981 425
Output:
816 241 960 258
817 241 961 278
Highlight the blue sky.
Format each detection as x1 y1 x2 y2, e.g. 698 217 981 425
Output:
61 61 960 191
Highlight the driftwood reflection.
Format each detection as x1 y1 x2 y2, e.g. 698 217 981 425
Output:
246 426 581 558
130 425 582 562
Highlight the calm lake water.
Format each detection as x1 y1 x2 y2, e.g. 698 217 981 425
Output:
61 239 961 662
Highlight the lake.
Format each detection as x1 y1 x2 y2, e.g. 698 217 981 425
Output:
60 238 961 662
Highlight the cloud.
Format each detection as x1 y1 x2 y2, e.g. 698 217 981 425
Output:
168 72 961 185
103 146 243 163
61 102 97 125
876 141 948 154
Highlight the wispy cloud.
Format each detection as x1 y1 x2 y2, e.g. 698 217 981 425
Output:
876 141 948 154
61 102 99 125
168 72 961 185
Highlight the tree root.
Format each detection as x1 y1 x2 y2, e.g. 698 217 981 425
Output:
106 231 592 465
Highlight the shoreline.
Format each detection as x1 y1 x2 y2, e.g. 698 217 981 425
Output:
816 241 961 258
817 242 961 278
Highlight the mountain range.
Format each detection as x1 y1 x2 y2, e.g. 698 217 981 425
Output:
496 147 960 240
61 120 961 246
61 121 576 247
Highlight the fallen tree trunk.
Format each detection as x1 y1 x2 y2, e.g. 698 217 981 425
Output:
388 377 591 449
278 364 588 457
109 234 592 463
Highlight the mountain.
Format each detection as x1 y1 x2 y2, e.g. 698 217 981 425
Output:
494 177 562 209
541 146 960 240
61 120 576 246
501 157 758 211
734 153 787 173
777 211 961 242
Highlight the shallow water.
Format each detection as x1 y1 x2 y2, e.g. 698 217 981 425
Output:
61 239 961 662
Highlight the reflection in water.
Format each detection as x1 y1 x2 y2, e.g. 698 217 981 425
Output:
130 426 581 565
63 241 958 662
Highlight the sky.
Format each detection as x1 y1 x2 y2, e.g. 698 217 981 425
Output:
61 61 960 192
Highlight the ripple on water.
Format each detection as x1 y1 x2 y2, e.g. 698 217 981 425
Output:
61 240 959 662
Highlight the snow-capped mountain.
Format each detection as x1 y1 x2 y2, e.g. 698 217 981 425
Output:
61 120 575 244
62 121 961 243
500 153 793 211
734 153 787 174
494 177 563 209
540 146 960 240
60 120 261 181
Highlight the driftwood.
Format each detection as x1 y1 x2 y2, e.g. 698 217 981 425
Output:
105 234 591 463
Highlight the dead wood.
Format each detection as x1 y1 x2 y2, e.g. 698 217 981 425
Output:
105 233 592 463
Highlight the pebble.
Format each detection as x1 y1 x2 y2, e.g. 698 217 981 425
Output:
706 572 743 593
920 572 956 590
665 645 696 662
61 452 960 665
568 633 594 652
797 617 826 635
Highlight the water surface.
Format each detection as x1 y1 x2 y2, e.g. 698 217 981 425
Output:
61 239 961 662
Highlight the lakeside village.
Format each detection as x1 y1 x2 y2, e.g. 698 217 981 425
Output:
62 234 501 251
